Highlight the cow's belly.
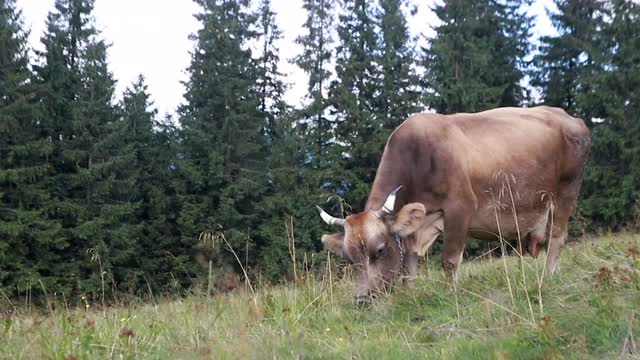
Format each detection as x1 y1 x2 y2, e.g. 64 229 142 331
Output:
468 205 549 242
465 172 556 241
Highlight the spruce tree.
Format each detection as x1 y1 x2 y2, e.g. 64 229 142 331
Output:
33 0 128 298
375 0 421 128
424 0 533 113
0 0 61 297
254 0 345 280
531 0 604 114
115 76 190 295
577 0 640 229
293 0 336 174
74 40 135 297
258 113 326 280
254 0 301 279
177 0 268 285
255 0 287 144
32 0 91 297
329 0 380 207
327 0 421 209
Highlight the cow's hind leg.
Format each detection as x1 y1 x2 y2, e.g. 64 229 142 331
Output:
545 229 567 274
542 183 578 274
544 129 590 274
543 202 573 274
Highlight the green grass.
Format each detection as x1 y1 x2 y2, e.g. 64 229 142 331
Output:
2 234 640 359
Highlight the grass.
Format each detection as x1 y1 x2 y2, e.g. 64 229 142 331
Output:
1 233 639 359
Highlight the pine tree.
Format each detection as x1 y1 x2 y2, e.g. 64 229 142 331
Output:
74 40 136 297
577 0 640 229
329 0 380 207
106 77 150 295
293 0 336 173
531 0 604 114
424 0 533 114
252 0 343 280
327 0 421 209
375 0 421 128
177 0 268 286
255 0 287 144
254 0 300 278
265 0 343 280
0 0 61 297
33 0 128 298
31 0 91 296
258 113 326 281
114 76 190 295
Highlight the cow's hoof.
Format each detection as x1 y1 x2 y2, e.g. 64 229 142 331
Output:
442 263 458 281
354 294 376 307
402 277 416 289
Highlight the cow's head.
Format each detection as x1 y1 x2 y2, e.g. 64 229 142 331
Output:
317 186 429 306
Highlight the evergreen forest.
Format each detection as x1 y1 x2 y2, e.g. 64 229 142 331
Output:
1 0 639 303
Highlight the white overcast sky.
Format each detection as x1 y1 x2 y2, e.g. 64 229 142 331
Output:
17 0 556 116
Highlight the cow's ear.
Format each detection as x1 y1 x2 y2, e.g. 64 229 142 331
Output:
321 232 345 257
391 203 427 237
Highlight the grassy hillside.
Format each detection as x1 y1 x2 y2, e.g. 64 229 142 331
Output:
1 234 639 359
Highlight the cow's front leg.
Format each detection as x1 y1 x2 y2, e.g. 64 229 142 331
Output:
441 206 470 282
402 253 419 288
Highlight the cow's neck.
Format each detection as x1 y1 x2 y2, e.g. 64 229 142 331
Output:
365 158 408 212
364 127 412 212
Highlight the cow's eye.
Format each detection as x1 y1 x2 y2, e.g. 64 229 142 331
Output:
377 245 387 257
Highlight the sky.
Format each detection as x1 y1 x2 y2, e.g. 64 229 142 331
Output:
17 0 556 116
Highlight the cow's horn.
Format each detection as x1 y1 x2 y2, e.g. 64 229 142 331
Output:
375 185 403 218
316 205 345 226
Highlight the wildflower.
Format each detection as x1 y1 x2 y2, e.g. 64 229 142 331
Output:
85 304 90 309
120 317 127 322
81 296 85 300
338 337 344 342
325 328 331 332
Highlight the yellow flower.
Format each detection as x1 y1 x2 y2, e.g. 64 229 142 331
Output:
85 304 90 309
81 295 86 300
120 317 127 322
325 328 331 332
338 337 344 342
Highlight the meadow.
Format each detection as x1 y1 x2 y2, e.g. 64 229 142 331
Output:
1 234 639 359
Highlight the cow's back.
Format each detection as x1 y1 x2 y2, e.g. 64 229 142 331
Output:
438 106 589 182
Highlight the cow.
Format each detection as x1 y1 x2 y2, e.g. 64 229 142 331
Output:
316 106 591 306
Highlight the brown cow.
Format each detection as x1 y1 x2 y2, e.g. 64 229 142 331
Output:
317 106 591 305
